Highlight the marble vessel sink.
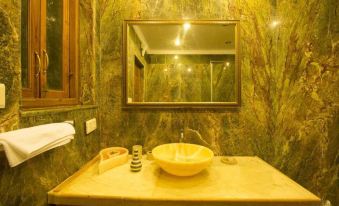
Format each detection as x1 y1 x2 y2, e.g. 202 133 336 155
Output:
152 143 214 176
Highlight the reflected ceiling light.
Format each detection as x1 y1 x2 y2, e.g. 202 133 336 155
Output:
164 68 168 72
174 55 179 59
183 22 191 31
187 68 192 72
226 62 230 67
175 38 181 46
270 20 280 28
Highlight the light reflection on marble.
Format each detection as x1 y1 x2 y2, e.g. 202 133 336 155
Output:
0 0 337 205
99 1 338 206
0 0 100 206
48 157 321 206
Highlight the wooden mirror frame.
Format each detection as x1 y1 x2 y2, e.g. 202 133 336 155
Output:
122 20 241 109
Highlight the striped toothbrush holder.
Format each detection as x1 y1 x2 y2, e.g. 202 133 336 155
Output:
130 147 142 172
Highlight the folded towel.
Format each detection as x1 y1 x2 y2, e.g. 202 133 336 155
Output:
0 123 75 167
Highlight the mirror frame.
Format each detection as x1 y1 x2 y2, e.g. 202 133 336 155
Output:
122 20 241 109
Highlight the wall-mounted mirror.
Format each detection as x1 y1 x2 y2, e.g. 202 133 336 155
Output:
123 20 240 108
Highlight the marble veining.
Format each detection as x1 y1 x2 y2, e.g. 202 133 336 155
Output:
0 0 337 205
98 1 338 206
0 0 100 206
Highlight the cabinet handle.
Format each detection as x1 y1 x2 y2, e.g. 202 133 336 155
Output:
34 52 41 78
43 49 49 74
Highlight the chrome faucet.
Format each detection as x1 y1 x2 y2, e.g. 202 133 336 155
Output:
179 128 184 143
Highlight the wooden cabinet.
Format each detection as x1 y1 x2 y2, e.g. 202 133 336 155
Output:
21 0 79 108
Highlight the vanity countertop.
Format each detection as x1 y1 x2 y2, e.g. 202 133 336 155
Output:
48 156 320 206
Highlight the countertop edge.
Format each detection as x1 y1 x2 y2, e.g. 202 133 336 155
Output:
48 156 321 206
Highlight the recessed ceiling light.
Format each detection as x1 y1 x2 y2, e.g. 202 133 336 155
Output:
174 55 179 59
187 68 192 72
270 20 280 28
226 62 230 67
175 38 181 46
183 22 191 31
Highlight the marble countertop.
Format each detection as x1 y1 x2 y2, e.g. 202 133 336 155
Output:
48 156 320 206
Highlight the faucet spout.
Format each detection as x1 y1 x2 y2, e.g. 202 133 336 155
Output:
179 128 184 143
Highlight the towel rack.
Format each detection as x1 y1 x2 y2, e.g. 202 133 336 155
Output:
64 120 74 125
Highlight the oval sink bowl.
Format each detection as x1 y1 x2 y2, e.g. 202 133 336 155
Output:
152 143 214 177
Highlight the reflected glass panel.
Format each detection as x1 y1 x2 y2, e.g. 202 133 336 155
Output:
125 21 239 106
211 57 236 102
46 0 63 90
21 0 29 88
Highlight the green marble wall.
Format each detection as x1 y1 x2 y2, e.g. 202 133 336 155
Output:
0 107 100 206
0 0 337 205
99 0 338 205
0 0 101 206
0 2 20 133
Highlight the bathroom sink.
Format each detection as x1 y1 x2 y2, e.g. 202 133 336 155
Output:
152 143 214 176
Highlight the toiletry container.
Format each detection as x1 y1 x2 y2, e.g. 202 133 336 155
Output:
130 149 142 172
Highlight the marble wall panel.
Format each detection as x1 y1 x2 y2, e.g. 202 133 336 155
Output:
0 0 337 205
0 1 20 132
0 107 100 206
0 0 101 205
98 0 338 205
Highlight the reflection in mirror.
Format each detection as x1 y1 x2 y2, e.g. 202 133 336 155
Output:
124 20 240 108
46 0 63 90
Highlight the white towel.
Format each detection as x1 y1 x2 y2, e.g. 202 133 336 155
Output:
0 123 75 167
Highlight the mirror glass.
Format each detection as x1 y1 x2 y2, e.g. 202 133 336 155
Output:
124 20 240 108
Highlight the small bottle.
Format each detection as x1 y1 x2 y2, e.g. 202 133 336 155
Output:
132 145 142 159
146 151 153 160
130 149 142 172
